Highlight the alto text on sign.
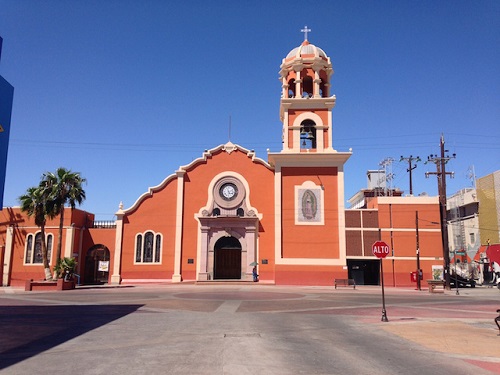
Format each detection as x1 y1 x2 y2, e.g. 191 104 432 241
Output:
372 241 390 259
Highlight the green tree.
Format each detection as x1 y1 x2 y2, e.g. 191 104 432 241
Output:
18 184 55 280
44 168 86 268
54 257 78 280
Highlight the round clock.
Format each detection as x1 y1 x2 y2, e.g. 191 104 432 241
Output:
220 183 238 201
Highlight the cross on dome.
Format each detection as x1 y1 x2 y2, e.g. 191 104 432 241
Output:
301 25 311 41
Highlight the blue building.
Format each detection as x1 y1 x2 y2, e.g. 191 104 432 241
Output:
0 37 14 210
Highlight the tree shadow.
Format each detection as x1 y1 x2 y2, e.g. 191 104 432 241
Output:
0 304 143 369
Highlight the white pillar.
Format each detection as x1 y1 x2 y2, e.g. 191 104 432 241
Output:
76 225 84 278
64 224 75 258
294 68 302 98
2 226 14 286
274 167 282 262
295 80 302 98
316 125 325 152
198 225 210 280
281 77 288 98
111 205 125 285
313 68 321 98
172 170 185 282
245 224 258 276
282 108 289 151
327 100 334 151
337 167 347 264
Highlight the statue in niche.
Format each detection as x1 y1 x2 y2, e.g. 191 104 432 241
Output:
301 189 317 220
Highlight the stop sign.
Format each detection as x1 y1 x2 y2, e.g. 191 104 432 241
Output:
372 241 390 259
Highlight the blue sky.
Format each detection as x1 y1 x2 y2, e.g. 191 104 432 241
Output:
1 1 499 220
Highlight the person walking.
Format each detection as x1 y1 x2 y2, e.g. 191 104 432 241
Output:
252 266 259 282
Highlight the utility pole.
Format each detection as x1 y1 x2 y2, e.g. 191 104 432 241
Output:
400 155 421 196
426 134 455 290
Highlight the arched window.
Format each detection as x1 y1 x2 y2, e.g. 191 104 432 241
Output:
155 235 161 263
135 231 162 263
25 232 53 264
135 234 142 263
144 232 154 263
25 234 33 263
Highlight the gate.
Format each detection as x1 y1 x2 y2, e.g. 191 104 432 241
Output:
84 246 110 284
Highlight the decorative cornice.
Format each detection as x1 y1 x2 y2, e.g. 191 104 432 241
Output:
267 151 352 168
123 142 273 214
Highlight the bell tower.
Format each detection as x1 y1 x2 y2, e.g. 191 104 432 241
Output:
268 28 351 279
279 27 336 153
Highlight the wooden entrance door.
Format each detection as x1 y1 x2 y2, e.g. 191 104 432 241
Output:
214 237 241 279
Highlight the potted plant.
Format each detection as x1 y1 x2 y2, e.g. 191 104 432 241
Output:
54 257 78 289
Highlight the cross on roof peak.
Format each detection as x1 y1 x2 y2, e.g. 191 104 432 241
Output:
300 25 311 41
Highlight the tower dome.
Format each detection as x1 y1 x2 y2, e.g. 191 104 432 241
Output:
285 40 328 61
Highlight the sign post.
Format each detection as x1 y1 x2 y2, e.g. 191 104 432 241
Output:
372 240 390 322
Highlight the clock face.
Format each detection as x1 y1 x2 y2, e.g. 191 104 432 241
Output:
220 183 238 201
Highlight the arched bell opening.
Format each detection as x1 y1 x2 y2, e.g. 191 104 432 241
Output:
288 78 296 98
319 71 329 97
302 76 314 98
300 120 317 149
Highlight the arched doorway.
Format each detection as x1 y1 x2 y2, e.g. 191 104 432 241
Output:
214 236 242 279
84 245 110 284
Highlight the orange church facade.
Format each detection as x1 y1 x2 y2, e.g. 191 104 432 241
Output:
0 37 445 288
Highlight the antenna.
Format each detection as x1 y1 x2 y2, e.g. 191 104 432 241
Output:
228 115 231 142
467 165 476 188
379 157 395 196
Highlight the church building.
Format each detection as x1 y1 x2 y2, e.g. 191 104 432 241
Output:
1 35 445 288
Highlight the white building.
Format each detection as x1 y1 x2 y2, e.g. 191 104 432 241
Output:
447 188 480 259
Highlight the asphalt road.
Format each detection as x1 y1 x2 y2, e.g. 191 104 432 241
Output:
0 284 499 374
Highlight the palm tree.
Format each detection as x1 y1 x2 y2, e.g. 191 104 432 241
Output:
18 185 54 280
44 167 86 266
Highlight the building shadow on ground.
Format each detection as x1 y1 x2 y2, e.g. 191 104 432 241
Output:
0 304 143 370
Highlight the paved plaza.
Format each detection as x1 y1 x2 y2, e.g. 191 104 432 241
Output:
0 283 499 374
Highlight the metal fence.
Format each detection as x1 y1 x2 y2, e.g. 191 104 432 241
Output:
89 220 116 229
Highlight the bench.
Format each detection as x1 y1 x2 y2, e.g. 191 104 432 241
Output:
426 279 445 293
334 278 356 289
